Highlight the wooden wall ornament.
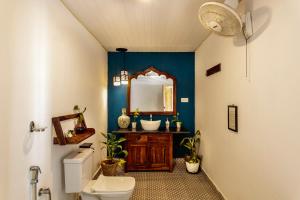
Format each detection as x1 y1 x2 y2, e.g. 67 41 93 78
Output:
206 63 221 76
228 105 238 132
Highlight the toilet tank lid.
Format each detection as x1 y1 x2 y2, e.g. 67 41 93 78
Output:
63 149 93 164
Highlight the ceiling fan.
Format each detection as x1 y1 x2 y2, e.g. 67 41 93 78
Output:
198 0 253 39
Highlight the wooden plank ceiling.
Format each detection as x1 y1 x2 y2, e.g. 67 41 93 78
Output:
62 0 222 52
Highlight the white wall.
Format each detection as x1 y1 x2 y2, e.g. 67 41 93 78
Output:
0 0 107 200
195 0 300 200
0 2 12 199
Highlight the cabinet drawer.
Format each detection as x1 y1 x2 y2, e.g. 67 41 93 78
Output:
148 135 170 142
126 134 148 143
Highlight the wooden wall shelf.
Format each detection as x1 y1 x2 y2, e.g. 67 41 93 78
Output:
52 113 95 145
53 128 95 145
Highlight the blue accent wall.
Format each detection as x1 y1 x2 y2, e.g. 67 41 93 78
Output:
108 52 195 156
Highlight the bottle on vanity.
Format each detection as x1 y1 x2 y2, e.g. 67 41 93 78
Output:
165 118 170 131
118 108 130 129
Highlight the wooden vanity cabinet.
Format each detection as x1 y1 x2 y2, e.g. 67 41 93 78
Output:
126 134 148 170
124 133 173 172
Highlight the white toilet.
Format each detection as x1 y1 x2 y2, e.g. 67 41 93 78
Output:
63 149 135 200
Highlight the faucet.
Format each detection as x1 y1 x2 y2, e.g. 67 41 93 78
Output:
150 114 152 121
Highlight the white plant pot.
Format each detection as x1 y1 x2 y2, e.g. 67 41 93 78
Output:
185 161 200 173
176 122 181 131
132 122 137 129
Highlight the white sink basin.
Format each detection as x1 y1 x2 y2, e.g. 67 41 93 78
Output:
140 120 161 131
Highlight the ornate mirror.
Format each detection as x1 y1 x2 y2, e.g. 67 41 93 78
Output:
128 67 176 115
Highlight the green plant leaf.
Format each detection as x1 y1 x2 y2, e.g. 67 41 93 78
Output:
73 105 79 111
180 130 201 157
121 150 128 157
184 144 192 150
180 137 189 146
99 132 127 160
99 132 107 138
117 137 127 143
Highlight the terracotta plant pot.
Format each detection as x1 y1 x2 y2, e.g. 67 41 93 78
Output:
101 160 118 176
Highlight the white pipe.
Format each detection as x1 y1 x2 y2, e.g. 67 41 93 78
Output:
92 164 102 179
32 184 37 200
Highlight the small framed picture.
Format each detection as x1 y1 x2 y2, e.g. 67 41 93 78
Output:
228 105 238 132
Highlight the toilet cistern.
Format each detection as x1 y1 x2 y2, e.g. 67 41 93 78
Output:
64 149 135 200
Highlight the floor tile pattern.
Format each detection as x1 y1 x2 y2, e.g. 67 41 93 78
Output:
128 159 224 200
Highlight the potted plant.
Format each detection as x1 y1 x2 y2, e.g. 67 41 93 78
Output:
100 132 128 176
73 105 87 132
132 108 140 129
180 130 201 173
64 130 75 138
172 112 182 131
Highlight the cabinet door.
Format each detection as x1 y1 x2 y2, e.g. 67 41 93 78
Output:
147 135 171 170
126 134 148 170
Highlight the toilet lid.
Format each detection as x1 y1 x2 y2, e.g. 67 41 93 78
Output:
91 175 135 193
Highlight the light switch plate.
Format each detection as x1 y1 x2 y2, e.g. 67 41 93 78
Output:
181 98 189 103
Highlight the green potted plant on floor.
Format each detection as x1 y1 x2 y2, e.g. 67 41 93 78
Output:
100 132 128 176
180 130 201 173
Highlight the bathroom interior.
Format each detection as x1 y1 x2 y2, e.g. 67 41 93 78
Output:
1 0 300 200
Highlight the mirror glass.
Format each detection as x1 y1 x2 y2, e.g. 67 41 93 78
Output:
130 70 174 113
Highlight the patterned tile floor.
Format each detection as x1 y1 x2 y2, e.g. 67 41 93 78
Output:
128 159 224 200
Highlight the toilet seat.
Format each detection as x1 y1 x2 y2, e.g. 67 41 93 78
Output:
92 175 135 193
83 175 135 194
